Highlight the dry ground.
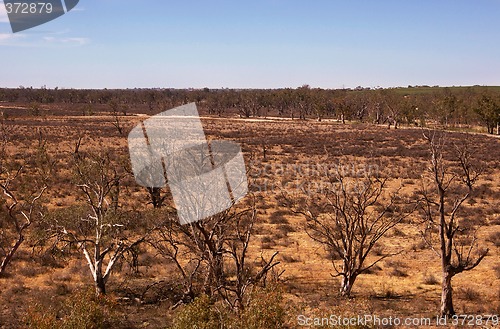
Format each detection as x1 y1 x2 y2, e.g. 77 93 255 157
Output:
0 104 499 328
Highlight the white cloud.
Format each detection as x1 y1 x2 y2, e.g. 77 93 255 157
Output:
0 32 89 47
43 36 90 45
0 32 26 45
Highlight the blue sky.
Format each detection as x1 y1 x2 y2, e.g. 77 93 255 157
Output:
1 0 500 89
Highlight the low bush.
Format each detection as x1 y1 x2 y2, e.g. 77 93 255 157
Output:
172 295 225 329
422 272 439 285
461 287 482 302
486 231 500 247
24 288 117 329
172 285 287 329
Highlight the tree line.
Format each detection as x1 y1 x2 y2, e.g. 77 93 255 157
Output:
1 85 500 134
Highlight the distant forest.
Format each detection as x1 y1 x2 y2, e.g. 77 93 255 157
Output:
1 85 499 134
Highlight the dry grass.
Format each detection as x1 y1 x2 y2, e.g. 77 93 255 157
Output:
0 105 499 328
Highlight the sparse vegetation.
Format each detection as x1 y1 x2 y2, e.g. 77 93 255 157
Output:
173 286 287 329
0 90 498 328
419 131 489 316
24 288 117 329
422 272 439 285
460 287 482 302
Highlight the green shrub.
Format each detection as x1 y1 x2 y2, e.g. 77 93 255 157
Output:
238 286 287 329
172 295 226 329
172 285 288 329
24 288 115 329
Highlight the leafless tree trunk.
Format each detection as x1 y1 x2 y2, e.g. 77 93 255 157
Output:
420 131 488 316
53 151 148 296
0 181 46 274
149 215 202 307
219 208 280 312
151 203 280 312
146 186 168 208
0 128 49 275
284 162 412 297
112 111 124 136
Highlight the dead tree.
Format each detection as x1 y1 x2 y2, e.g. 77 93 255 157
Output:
0 168 46 274
151 204 279 312
112 113 124 136
109 100 129 136
149 213 203 307
0 128 49 275
52 151 147 296
189 209 235 297
381 90 402 129
221 208 279 312
420 131 488 316
284 163 412 297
